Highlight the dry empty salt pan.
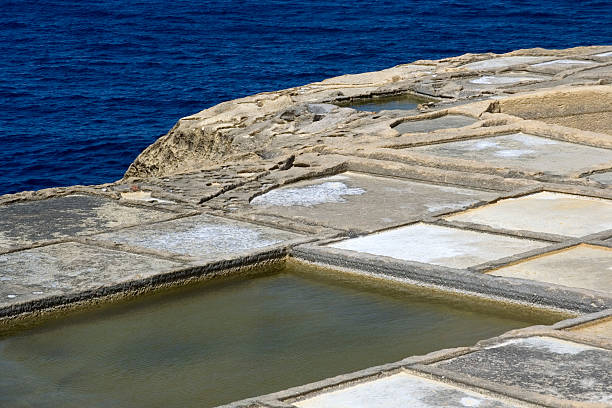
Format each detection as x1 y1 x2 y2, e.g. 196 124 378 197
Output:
110 224 280 255
294 373 516 408
595 51 612 57
469 140 499 150
94 214 300 258
489 244 612 293
0 194 174 251
493 149 535 158
470 76 543 85
447 191 612 237
507 133 558 146
589 171 612 185
531 59 593 67
460 56 545 70
328 223 547 269
248 172 498 231
250 181 365 207
410 133 612 176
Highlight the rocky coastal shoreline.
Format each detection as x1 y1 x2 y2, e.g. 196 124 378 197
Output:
1 46 611 407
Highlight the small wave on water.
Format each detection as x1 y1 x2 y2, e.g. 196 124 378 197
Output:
0 0 610 195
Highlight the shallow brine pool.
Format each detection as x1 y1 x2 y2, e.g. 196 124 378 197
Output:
0 261 564 408
339 94 431 112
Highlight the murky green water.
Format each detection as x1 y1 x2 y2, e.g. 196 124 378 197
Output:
0 261 564 408
339 94 431 112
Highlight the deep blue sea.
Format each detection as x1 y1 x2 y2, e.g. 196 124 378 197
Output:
1 1 610 195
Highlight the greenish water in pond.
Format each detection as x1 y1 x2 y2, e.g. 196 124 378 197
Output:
340 94 431 112
0 262 563 408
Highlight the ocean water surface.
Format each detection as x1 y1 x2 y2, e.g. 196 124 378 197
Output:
1 0 610 195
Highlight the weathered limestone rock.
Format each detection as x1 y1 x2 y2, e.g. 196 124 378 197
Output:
2 45 612 408
489 85 612 134
123 46 612 186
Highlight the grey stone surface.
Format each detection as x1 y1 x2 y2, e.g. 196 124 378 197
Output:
468 75 547 85
570 318 612 341
541 111 612 135
460 56 547 70
0 195 174 251
294 373 520 408
569 65 612 80
588 171 612 185
249 172 498 232
494 85 612 135
531 59 594 67
433 336 612 403
394 115 477 134
410 133 612 176
446 191 612 238
0 242 181 310
328 223 548 269
530 59 595 73
488 244 612 293
94 214 302 259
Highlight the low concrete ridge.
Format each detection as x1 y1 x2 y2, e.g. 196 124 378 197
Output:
1 45 612 407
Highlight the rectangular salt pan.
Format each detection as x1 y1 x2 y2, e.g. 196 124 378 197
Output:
410 132 612 176
446 192 612 238
469 75 545 85
94 214 301 259
0 195 173 250
461 56 546 70
488 244 612 293
433 337 612 402
328 223 547 269
249 172 497 231
531 59 593 67
295 373 518 408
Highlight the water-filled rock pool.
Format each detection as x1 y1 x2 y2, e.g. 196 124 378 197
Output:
0 261 564 408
